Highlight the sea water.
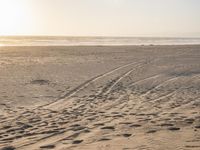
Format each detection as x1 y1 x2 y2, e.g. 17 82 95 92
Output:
0 36 200 46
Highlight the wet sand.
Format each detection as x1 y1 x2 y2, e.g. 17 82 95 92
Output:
0 45 200 150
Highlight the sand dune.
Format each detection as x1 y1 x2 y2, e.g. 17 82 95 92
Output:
0 45 200 150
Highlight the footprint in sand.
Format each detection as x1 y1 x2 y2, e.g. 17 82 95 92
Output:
101 126 115 130
1 146 16 150
194 125 200 129
119 122 132 125
122 133 132 137
160 123 174 127
98 138 111 141
72 140 83 144
129 124 141 127
2 126 12 130
71 126 86 131
146 130 157 133
40 144 55 149
168 127 180 131
184 118 195 124
94 123 105 127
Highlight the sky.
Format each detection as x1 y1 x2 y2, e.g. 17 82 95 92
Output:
0 0 199 37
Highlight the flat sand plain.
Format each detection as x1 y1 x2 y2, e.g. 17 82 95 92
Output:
0 45 200 150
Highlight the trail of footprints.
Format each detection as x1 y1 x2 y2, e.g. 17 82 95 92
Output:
0 59 200 149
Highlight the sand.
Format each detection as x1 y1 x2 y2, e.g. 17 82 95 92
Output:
0 45 200 150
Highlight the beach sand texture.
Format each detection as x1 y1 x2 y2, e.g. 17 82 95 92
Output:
0 45 200 150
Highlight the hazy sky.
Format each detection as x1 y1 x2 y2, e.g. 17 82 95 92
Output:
0 0 199 37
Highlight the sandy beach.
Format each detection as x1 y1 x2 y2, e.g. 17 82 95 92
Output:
0 45 200 150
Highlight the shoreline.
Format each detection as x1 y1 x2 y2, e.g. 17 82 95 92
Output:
1 44 200 48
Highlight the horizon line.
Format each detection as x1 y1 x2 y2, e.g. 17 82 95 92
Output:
0 35 200 39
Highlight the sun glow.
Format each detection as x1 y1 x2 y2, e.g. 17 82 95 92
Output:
0 0 30 36
0 0 199 37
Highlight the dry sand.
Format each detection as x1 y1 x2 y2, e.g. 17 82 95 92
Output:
0 45 200 150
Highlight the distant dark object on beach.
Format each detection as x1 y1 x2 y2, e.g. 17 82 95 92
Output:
30 79 50 85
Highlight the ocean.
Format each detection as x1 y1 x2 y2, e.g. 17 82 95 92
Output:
0 36 200 46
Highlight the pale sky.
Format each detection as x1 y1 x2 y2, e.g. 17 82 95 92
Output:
0 0 199 37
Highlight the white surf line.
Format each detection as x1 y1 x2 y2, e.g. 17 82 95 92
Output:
43 61 142 109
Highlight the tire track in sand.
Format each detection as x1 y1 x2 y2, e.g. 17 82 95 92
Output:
42 61 145 109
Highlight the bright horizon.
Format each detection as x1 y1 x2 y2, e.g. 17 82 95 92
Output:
0 0 200 37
